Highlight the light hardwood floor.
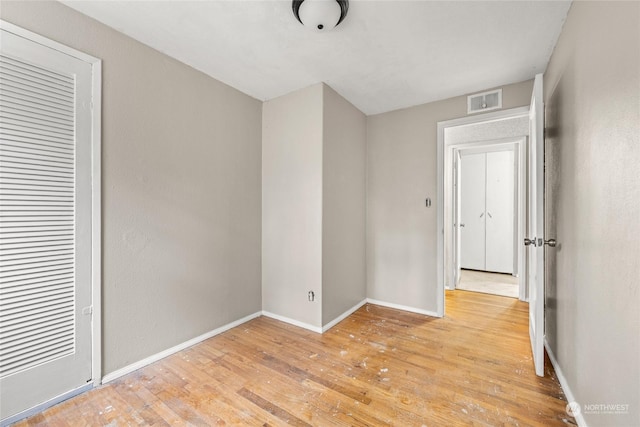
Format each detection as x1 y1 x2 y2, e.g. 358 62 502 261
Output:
16 291 574 426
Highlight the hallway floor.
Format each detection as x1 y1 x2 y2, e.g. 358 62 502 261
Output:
458 269 519 298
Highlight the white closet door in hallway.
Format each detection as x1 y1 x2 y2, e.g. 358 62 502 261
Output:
460 150 514 274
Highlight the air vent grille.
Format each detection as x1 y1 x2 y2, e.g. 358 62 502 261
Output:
467 89 502 114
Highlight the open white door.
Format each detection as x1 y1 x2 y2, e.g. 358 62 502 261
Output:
526 74 545 377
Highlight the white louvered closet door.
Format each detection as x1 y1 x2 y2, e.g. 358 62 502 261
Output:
0 29 93 422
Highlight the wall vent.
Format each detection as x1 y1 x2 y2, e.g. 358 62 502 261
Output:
467 89 502 114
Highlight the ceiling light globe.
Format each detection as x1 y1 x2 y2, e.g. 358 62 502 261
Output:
298 0 342 31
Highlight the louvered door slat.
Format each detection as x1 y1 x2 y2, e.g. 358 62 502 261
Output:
2 164 75 177
0 72 73 111
0 93 74 118
1 239 73 251
1 249 74 264
1 232 73 243
1 271 74 291
0 303 73 330
1 126 74 146
0 54 72 83
1 323 75 354
0 135 73 153
0 97 73 122
1 336 74 375
1 145 73 161
0 281 73 301
0 225 73 235
0 257 73 273
0 261 73 277
2 116 75 137
0 51 77 380
1 141 74 158
0 203 73 211
0 256 73 271
0 128 74 147
1 296 74 321
0 278 74 296
0 315 68 341
0 68 75 98
0 106 74 129
0 229 73 240
0 62 74 92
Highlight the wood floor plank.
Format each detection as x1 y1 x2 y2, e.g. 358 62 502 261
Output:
13 291 576 426
236 388 311 427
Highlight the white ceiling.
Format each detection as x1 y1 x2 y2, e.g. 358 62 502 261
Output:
62 0 571 115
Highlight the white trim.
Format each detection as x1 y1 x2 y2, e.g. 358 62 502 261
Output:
436 106 530 317
439 106 530 131
0 18 103 389
261 311 323 334
0 20 98 63
90 50 102 390
101 311 262 384
0 383 93 427
545 339 587 427
366 298 440 318
322 299 367 332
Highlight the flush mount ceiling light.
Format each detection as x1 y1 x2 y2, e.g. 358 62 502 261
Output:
292 0 349 31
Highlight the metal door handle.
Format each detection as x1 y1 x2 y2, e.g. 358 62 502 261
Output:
460 223 465 227
524 238 536 246
544 239 557 247
487 212 492 218
479 212 484 218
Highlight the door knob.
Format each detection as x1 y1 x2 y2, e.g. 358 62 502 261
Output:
460 223 465 227
524 238 536 246
544 239 557 247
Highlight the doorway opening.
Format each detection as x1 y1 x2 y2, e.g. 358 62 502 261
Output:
454 139 525 299
435 106 530 315
437 75 546 377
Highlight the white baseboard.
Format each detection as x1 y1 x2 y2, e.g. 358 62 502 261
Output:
261 311 323 334
366 298 440 318
322 299 367 332
545 338 588 427
101 311 262 384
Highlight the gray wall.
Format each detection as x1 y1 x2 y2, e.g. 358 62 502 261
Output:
544 2 640 425
262 84 323 328
0 1 263 376
366 80 533 313
322 85 366 326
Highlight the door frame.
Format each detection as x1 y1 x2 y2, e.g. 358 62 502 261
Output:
0 17 102 391
452 140 525 298
436 106 529 316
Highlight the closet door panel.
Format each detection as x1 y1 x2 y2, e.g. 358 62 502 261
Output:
460 153 486 270
485 150 514 273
